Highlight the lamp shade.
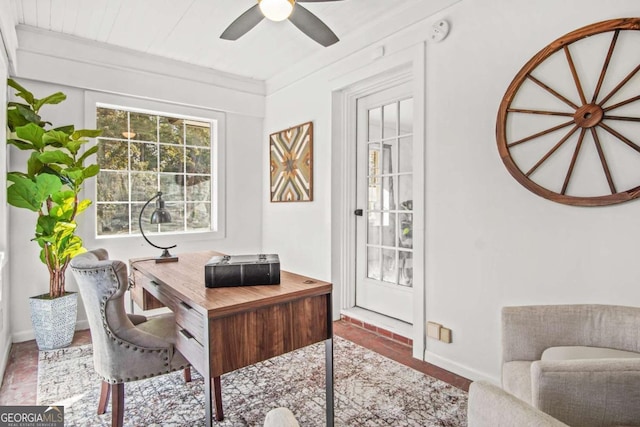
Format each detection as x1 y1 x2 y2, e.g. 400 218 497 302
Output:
150 197 172 224
259 0 294 22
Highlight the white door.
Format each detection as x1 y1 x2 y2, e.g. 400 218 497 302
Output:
355 83 414 323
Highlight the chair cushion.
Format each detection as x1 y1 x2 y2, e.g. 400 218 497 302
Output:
127 313 147 326
541 346 640 361
136 313 179 345
502 361 533 404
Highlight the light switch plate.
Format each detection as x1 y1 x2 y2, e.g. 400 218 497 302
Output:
427 321 442 339
440 327 452 343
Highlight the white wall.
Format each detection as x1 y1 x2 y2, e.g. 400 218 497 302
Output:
8 35 265 341
263 0 640 382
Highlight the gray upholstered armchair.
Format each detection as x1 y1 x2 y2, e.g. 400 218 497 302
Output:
500 304 640 427
70 249 192 427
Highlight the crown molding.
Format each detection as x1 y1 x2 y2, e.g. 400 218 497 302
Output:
0 1 18 73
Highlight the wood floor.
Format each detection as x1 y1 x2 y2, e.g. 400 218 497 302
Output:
0 320 470 406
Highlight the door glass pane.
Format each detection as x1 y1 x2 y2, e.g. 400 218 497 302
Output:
399 175 412 209
399 212 413 249
383 103 397 139
368 178 381 210
368 143 381 176
382 248 397 283
381 143 395 174
367 212 381 245
368 108 382 141
399 99 413 136
398 137 413 173
382 176 396 210
381 212 396 247
399 251 413 287
367 247 381 280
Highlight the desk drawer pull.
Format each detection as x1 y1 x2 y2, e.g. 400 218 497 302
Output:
179 329 194 340
179 301 193 310
150 280 159 287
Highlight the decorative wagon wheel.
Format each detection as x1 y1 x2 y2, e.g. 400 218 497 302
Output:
497 18 640 206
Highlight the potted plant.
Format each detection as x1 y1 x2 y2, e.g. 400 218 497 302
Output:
6 78 101 350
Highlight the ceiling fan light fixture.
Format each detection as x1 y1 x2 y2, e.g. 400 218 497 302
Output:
259 0 294 22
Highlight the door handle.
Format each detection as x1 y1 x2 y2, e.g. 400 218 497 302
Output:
354 209 363 216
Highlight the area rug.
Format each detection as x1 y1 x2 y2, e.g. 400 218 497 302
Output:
37 336 467 426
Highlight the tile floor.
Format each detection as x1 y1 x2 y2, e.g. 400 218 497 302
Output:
0 320 470 407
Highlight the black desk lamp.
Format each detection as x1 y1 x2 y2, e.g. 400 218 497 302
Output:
139 191 178 263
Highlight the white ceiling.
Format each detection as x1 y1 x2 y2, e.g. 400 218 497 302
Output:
9 0 443 82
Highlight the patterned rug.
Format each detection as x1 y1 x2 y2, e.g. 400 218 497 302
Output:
37 337 467 426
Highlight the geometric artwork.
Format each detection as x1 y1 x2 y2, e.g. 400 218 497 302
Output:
270 121 314 202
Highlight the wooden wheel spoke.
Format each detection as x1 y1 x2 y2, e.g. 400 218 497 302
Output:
526 125 579 176
599 63 640 107
591 127 617 194
604 115 640 122
527 75 579 110
507 119 574 148
592 30 619 103
507 108 574 117
604 95 640 112
599 122 640 154
561 128 587 194
564 46 587 105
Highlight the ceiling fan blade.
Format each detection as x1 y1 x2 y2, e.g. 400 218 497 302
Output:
289 4 339 47
220 4 264 40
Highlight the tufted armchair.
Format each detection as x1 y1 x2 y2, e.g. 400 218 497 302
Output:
70 249 192 427
501 304 640 426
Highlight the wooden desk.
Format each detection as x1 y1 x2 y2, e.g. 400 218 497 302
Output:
129 251 334 427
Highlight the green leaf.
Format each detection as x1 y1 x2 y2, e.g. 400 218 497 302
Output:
37 216 58 236
15 104 42 124
62 168 83 182
34 174 63 205
15 123 45 148
27 152 44 176
53 125 75 134
66 140 82 155
34 92 66 112
78 145 98 165
8 79 35 105
51 190 75 205
42 130 70 146
7 172 28 183
7 177 39 211
83 164 100 179
7 108 30 131
7 138 35 151
72 129 102 139
38 150 74 166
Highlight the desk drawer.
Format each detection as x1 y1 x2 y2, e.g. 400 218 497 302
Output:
145 279 204 343
131 271 165 310
176 324 205 375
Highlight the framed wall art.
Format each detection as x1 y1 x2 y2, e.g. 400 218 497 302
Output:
270 121 314 202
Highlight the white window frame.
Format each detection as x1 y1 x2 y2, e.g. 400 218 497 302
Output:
84 91 226 242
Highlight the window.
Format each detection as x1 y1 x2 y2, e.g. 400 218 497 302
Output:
86 94 225 240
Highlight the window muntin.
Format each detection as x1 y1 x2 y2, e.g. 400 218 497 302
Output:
95 105 216 237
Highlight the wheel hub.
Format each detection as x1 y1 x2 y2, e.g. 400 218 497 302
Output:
573 103 603 128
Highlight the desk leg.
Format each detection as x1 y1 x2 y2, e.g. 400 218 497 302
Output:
325 338 334 427
204 377 212 427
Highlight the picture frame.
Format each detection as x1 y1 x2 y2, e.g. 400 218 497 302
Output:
269 121 314 202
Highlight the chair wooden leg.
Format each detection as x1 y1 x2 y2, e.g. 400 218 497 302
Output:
98 381 110 415
183 366 192 383
111 383 124 427
213 376 223 421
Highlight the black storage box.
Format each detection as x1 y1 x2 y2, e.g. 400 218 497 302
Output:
205 254 280 288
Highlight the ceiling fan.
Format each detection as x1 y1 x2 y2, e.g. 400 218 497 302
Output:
221 0 343 47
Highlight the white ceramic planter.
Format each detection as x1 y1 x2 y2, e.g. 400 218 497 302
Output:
29 292 78 350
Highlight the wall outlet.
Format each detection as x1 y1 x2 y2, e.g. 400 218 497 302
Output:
427 321 442 339
440 327 452 343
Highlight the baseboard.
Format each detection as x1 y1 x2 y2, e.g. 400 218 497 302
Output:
424 350 499 385
12 320 90 344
